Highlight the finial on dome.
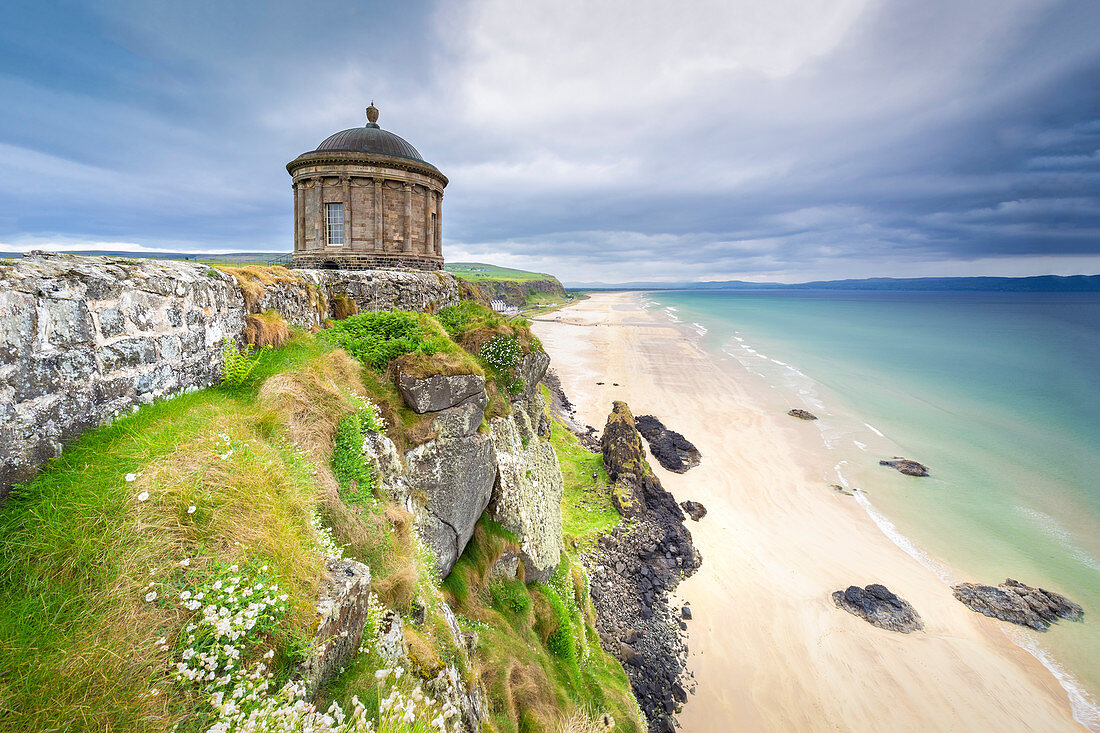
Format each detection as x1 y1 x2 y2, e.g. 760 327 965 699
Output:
366 102 379 127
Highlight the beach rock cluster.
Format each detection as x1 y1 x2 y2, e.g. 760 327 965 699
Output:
951 579 1084 631
787 408 818 420
832 584 924 633
635 414 702 473
879 457 930 477
587 401 702 733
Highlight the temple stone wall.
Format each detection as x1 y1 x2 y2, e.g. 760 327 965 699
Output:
0 253 459 498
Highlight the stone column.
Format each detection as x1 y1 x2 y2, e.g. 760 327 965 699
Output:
403 183 413 253
422 186 431 254
341 176 352 246
293 182 301 251
315 178 325 248
373 178 384 251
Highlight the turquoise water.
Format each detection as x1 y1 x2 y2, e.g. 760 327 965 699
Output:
643 289 1100 727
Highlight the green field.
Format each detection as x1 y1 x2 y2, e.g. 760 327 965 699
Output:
445 262 555 282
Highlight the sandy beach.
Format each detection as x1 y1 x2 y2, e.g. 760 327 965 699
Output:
532 291 1082 732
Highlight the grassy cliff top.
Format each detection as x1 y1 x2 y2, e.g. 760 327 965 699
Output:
444 262 556 282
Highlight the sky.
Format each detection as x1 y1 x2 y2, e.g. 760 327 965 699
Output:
1 0 1098 284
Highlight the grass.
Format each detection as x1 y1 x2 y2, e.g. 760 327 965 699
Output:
438 520 643 733
0 337 335 731
0 321 637 733
541 386 621 552
445 262 555 282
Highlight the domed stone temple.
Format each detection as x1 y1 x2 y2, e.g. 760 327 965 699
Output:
287 104 447 270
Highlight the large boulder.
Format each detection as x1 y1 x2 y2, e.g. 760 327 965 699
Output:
405 434 497 576
488 398 565 583
299 559 372 697
832 583 924 633
634 414 701 473
397 372 486 414
431 389 489 439
952 579 1083 631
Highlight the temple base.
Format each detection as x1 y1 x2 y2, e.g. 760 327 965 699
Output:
290 252 443 271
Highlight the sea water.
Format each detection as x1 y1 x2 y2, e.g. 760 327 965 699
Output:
644 289 1100 728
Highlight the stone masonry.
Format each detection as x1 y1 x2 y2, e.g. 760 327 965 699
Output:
0 252 459 498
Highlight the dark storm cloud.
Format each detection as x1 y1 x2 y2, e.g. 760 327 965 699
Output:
1 0 1098 281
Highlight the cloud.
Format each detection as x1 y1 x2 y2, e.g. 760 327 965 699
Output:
0 0 1098 281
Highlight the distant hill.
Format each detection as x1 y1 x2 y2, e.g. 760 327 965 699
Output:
0 250 287 266
567 275 1100 292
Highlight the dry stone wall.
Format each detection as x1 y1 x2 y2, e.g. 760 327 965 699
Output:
0 252 460 497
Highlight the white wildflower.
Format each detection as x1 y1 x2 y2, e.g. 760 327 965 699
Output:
137 491 150 502
179 558 191 567
144 590 157 603
124 473 137 482
187 505 196 514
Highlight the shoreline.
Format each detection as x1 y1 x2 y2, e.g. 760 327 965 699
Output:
532 291 1084 732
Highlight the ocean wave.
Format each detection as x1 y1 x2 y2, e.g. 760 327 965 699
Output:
1016 506 1100 574
840 463 956 584
863 422 885 437
1005 628 1100 732
853 440 868 451
691 322 708 335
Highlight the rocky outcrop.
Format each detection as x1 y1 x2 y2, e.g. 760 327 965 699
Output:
879 458 929 477
952 579 1084 631
601 401 651 482
680 501 707 521
406 434 497 577
0 252 460 499
787 408 817 420
634 415 701 473
361 349 563 582
832 584 924 633
397 372 486 414
375 599 487 733
299 559 373 697
487 392 564 583
591 401 701 733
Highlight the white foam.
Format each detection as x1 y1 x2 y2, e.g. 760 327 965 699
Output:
839 463 956 585
1016 506 1100 574
853 440 868 451
691 322 708 335
1005 627 1100 731
863 422 885 437
770 358 788 366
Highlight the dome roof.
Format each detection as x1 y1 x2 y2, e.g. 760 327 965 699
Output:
314 125 427 163
313 105 431 165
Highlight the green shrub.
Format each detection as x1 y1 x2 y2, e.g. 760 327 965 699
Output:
322 311 443 370
221 337 271 387
331 410 379 507
489 577 531 616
